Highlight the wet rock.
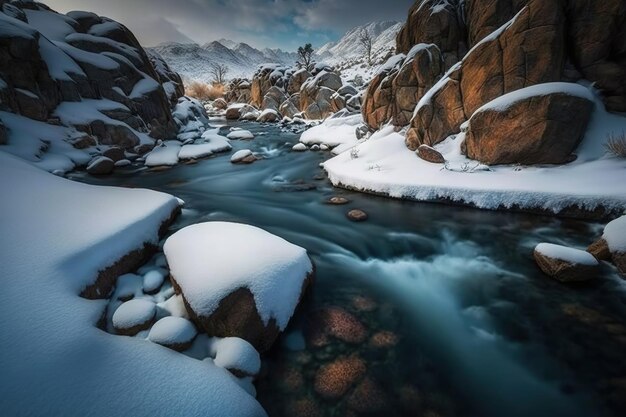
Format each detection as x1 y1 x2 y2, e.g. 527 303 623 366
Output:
285 398 322 417
588 238 611 261
277 366 305 393
347 377 389 413
369 331 399 349
307 307 367 347
86 156 114 175
416 144 445 164
325 196 350 205
314 356 366 399
533 243 600 282
347 209 368 222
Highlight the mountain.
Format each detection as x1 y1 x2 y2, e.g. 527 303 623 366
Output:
147 41 297 84
316 21 402 65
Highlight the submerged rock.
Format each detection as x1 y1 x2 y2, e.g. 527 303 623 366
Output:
325 196 349 205
307 307 367 347
347 209 368 222
314 356 366 399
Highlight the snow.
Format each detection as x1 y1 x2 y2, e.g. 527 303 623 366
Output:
209 337 261 376
323 92 626 214
603 215 626 253
143 270 165 293
158 294 189 318
292 143 307 152
145 141 182 167
472 83 595 114
300 113 362 149
148 316 197 346
0 152 264 416
112 299 157 330
130 76 161 99
227 130 255 140
115 273 143 301
179 143 216 160
231 149 253 162
535 243 599 266
163 222 313 329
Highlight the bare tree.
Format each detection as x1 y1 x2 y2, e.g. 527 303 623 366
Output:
297 43 315 71
209 63 229 85
358 28 373 66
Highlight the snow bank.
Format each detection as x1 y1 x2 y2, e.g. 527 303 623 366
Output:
323 95 626 214
145 141 181 167
0 152 265 416
300 113 362 149
535 243 599 266
163 222 313 329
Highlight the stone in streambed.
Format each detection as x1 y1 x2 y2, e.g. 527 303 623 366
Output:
314 355 366 399
148 316 197 351
86 156 114 175
347 377 389 413
325 196 349 205
347 209 368 222
534 243 599 282
306 306 367 347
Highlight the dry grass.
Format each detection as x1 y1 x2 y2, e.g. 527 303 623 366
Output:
605 131 626 158
185 81 225 101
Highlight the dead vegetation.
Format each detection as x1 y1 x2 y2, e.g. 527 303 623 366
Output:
185 81 225 101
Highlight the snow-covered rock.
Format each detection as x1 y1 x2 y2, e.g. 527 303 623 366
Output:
292 143 307 152
163 222 314 351
209 337 261 378
148 316 198 351
0 152 264 416
86 156 114 175
112 299 158 335
143 269 165 295
227 130 255 140
300 113 362 151
257 109 280 123
589 215 626 276
230 149 255 164
145 141 181 167
534 243 599 283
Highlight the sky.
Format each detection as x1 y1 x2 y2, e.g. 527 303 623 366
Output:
46 0 413 50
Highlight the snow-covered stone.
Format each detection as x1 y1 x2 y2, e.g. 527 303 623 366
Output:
163 222 313 351
227 130 255 140
292 143 307 152
534 243 599 283
143 269 165 295
230 149 255 164
209 337 261 377
112 299 157 335
86 156 114 175
148 316 197 351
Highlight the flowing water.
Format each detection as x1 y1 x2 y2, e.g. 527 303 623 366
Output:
74 121 626 417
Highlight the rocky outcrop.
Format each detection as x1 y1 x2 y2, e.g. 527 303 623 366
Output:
0 1 184 151
363 0 626 162
465 85 594 165
225 78 251 104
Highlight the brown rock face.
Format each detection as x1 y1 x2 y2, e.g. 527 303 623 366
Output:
566 0 626 113
172 273 313 352
225 78 251 104
533 247 599 282
465 90 593 165
587 238 611 261
407 0 567 150
466 0 529 47
416 144 445 164
396 0 467 68
287 69 312 95
314 356 366 399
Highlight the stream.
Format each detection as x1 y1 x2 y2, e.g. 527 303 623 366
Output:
73 120 626 417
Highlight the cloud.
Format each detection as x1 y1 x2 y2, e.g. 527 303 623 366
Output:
45 0 412 49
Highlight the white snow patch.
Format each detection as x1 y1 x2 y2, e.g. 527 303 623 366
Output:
227 130 255 140
145 141 182 167
300 113 362 149
535 243 599 266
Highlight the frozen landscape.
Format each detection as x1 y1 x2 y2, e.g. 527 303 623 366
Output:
1 0 626 416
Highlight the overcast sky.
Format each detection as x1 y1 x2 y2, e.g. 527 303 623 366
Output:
46 0 412 50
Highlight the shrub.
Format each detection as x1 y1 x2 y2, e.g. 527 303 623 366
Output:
605 131 626 158
185 81 225 101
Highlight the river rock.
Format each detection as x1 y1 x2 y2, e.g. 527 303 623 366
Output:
102 146 125 162
230 149 256 164
369 331 399 349
587 238 611 261
307 307 367 347
163 222 314 352
325 196 349 205
416 144 445 164
148 316 197 351
347 377 389 413
86 156 115 175
314 356 366 399
347 209 368 222
534 243 600 282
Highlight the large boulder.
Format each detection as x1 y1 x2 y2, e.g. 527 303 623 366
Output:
250 64 287 108
406 0 567 150
287 68 311 95
465 83 594 165
163 222 314 352
225 78 251 103
262 86 288 112
300 70 344 119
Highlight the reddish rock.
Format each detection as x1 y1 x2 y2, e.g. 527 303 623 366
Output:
307 307 367 347
285 398 322 417
347 377 389 413
325 196 349 205
587 238 611 261
314 356 366 399
369 331 399 349
533 245 599 282
416 144 445 164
